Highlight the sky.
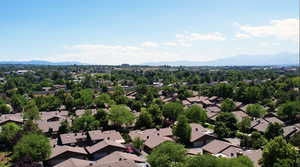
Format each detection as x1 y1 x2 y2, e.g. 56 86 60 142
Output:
0 0 299 65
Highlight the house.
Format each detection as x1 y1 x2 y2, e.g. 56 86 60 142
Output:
263 116 284 125
0 113 23 126
241 150 263 167
86 140 126 160
232 111 249 122
250 119 270 133
59 132 87 146
190 123 215 147
45 146 88 166
129 127 173 141
202 139 233 155
283 125 299 139
95 151 146 166
37 120 62 134
144 135 174 153
93 159 139 167
187 148 203 155
87 130 125 144
53 158 94 167
219 145 244 158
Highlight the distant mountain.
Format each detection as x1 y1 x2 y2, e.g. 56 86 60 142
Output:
142 53 299 66
0 60 87 65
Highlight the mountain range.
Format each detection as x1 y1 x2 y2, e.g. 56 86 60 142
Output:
0 53 298 66
142 53 299 66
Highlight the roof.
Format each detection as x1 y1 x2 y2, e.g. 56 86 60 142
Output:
264 116 284 125
187 148 203 155
251 119 270 132
93 159 138 167
232 111 249 122
37 120 62 133
206 106 221 113
144 135 174 149
243 150 263 167
0 113 23 125
96 151 146 164
86 140 126 154
202 139 232 154
128 127 172 141
54 158 94 167
88 130 125 143
283 125 299 137
60 133 87 145
49 146 88 160
219 145 244 157
190 123 214 142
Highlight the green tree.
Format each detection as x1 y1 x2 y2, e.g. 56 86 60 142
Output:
173 115 191 145
238 117 251 133
289 131 300 147
23 101 40 120
147 142 186 167
64 94 75 111
108 105 135 127
277 101 300 122
0 123 22 146
221 98 236 112
72 111 99 131
132 137 144 151
0 104 11 114
95 93 114 108
58 120 70 133
214 122 233 138
185 105 207 123
136 109 154 129
260 136 299 167
162 102 183 121
246 104 266 118
95 109 108 127
265 122 283 140
147 104 163 125
11 94 26 112
244 86 261 103
12 133 51 162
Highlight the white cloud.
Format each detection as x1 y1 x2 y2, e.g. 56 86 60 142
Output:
162 42 178 47
235 33 250 39
140 41 159 47
176 32 226 41
236 18 299 42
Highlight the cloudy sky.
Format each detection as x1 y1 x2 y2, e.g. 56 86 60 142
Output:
0 0 298 65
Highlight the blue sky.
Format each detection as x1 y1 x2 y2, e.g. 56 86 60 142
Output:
0 0 299 64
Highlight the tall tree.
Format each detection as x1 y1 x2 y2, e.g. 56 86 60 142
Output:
147 142 186 167
185 105 207 123
12 133 51 162
260 136 299 167
173 115 191 145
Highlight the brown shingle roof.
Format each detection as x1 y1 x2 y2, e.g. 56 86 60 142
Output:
93 159 138 167
202 139 232 154
88 130 125 143
144 136 174 149
49 146 87 160
96 151 145 164
54 158 94 167
60 132 87 145
86 140 126 154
